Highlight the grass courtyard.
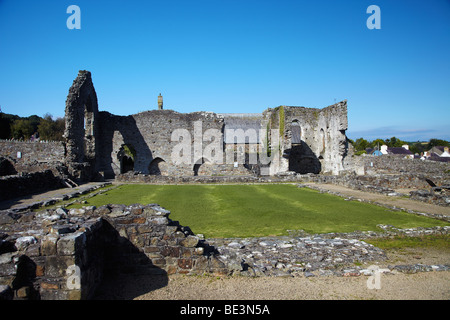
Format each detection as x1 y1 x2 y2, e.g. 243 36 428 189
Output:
68 184 449 238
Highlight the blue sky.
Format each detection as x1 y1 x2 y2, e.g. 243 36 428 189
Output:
0 0 449 141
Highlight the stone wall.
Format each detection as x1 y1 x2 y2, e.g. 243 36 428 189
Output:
357 154 450 177
0 141 70 201
97 110 232 178
64 71 99 165
263 101 354 176
0 170 66 202
0 140 65 167
0 204 227 300
62 71 355 180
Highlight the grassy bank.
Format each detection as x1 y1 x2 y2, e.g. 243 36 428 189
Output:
68 184 448 238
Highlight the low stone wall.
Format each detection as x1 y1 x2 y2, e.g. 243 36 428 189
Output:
0 204 227 300
116 172 261 184
299 173 448 192
0 140 65 164
409 190 450 207
0 170 66 202
356 154 450 176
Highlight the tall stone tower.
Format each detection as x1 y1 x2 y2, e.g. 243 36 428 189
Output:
158 93 163 110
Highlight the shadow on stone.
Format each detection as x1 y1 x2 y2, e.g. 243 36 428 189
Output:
92 220 168 300
287 142 322 174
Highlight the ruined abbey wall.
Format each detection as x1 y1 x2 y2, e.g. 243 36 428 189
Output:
0 141 67 201
96 110 251 178
0 140 65 167
264 101 353 176
60 71 354 181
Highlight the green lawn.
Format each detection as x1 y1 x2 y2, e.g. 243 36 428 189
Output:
69 184 449 238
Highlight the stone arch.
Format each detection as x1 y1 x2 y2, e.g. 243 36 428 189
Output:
121 156 134 174
148 157 168 176
291 120 301 145
0 157 17 176
117 144 136 174
64 71 99 180
193 157 211 176
319 128 325 159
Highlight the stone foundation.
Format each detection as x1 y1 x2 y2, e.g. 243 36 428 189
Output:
0 204 226 300
0 170 66 202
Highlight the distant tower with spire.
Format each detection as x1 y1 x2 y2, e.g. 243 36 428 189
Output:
158 93 163 110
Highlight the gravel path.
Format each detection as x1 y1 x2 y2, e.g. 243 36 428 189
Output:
132 272 450 300
304 183 450 217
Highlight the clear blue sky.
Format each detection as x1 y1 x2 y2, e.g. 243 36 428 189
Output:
0 0 449 141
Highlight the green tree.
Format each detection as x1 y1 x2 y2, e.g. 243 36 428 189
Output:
370 139 385 149
427 139 450 149
37 113 65 141
11 119 34 140
354 137 369 152
409 142 427 155
385 136 406 147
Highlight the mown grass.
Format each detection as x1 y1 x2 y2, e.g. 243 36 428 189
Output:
67 184 449 238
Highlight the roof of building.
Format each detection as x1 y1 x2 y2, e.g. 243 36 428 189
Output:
429 146 447 155
386 147 413 155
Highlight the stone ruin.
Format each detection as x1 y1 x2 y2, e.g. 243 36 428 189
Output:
0 70 448 204
0 203 227 300
1 70 449 299
62 70 355 182
0 70 357 201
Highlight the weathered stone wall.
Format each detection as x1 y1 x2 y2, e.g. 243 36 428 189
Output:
0 204 226 300
96 110 231 178
356 154 450 176
0 170 66 202
0 140 65 167
64 70 100 182
263 100 353 176
62 71 354 180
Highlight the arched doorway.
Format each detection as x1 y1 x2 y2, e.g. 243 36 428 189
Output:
118 144 136 174
148 157 168 176
288 121 321 174
193 158 211 176
291 120 301 145
121 156 134 174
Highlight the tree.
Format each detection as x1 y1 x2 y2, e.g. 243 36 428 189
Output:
11 119 34 140
427 139 450 149
370 139 385 149
353 137 369 152
0 109 11 139
385 136 406 148
409 142 427 155
37 113 65 141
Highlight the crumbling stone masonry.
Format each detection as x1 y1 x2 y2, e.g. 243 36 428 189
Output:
63 70 100 182
63 70 354 182
0 204 227 300
263 102 353 175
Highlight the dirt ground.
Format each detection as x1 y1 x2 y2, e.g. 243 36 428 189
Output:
130 271 450 300
117 244 449 301
91 242 450 300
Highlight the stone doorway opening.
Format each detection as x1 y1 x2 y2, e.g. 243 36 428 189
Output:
148 157 168 176
120 156 134 174
118 144 136 174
